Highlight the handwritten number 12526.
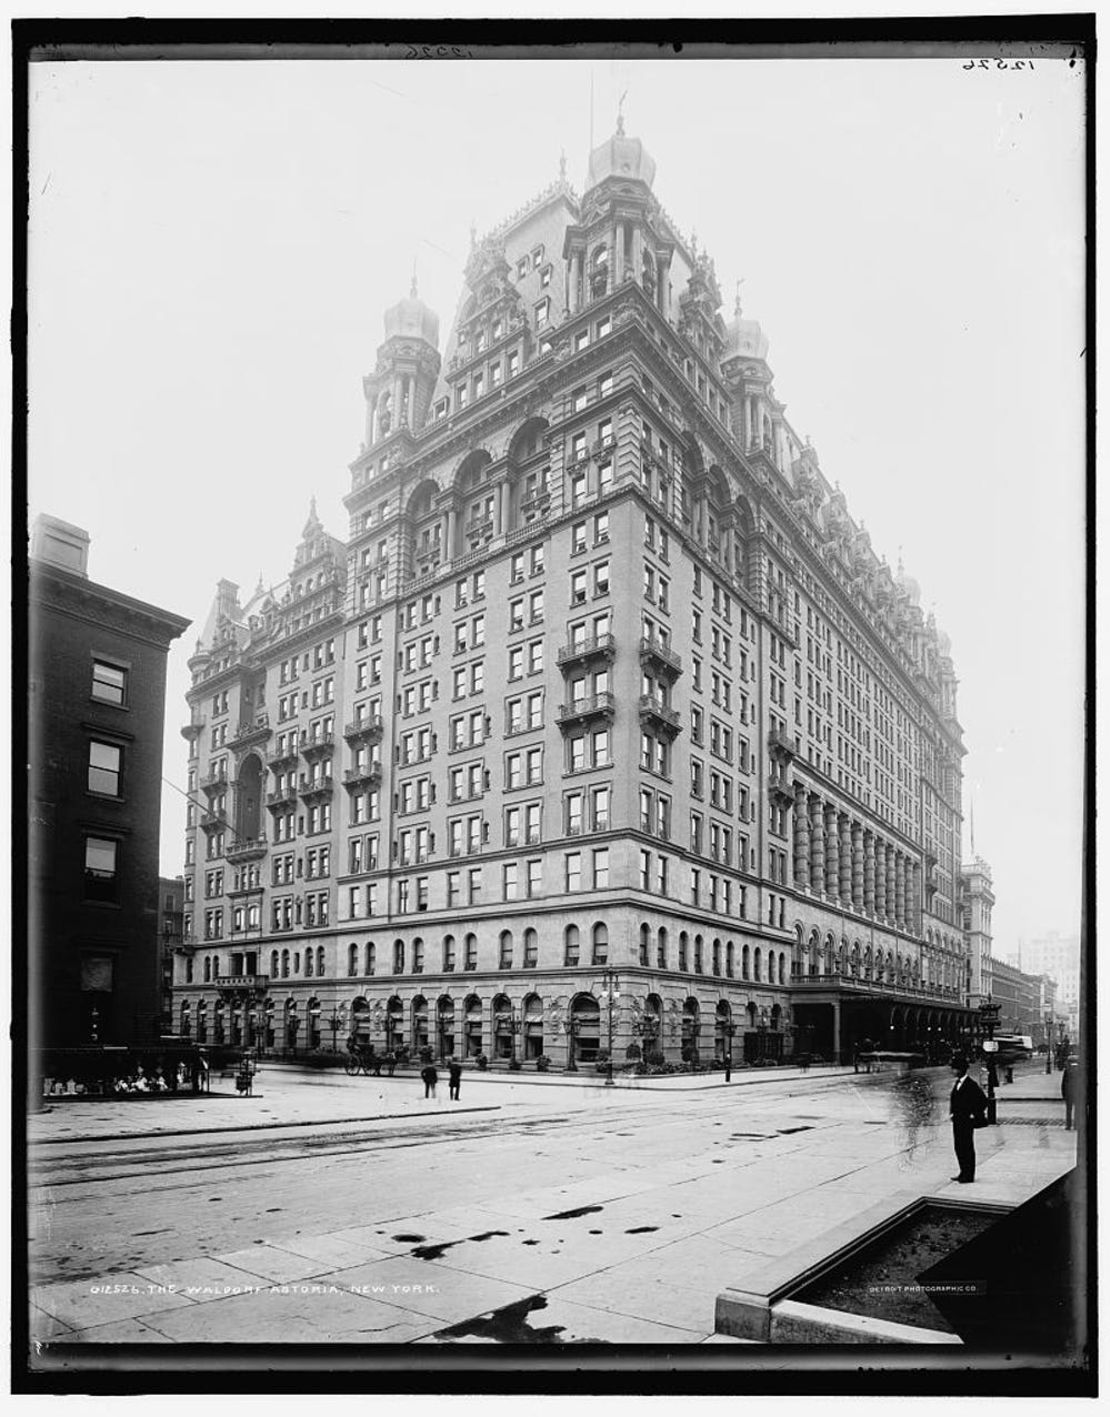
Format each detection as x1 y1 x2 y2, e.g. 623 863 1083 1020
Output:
963 58 1034 71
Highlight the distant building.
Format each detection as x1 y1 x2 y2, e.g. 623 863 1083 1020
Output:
171 126 979 1067
1010 932 1080 1043
158 875 186 1033
28 515 190 1050
988 957 1062 1046
959 857 995 1008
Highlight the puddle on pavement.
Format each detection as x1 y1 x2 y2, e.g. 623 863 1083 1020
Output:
625 1226 658 1234
543 1204 603 1221
522 1239 540 1246
392 1233 425 1243
588 1229 603 1235
435 1294 584 1344
411 1230 510 1261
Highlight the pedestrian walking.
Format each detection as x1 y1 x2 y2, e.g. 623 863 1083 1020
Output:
948 1054 988 1183
421 1063 438 1099
724 1055 732 1083
1061 1060 1077 1130
448 1058 462 1101
385 1051 397 1077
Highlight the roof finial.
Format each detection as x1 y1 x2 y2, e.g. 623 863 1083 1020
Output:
617 89 627 136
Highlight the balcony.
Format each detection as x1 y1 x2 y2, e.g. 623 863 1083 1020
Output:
557 633 616 672
199 771 230 795
638 636 683 679
226 836 268 864
638 695 682 737
267 743 300 771
343 715 384 746
343 763 383 792
768 779 795 808
557 693 616 728
266 786 298 809
768 726 799 760
299 775 335 802
520 489 551 515
300 733 335 761
214 973 270 997
199 809 228 833
231 714 272 749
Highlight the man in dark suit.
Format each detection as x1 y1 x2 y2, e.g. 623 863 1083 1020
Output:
949 1054 988 1182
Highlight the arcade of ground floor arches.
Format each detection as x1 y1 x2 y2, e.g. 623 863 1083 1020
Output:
176 981 795 1070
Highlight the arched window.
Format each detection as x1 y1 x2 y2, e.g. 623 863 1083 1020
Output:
523 928 538 968
657 927 668 970
754 947 762 983
316 946 326 977
348 943 358 977
694 935 704 973
590 244 609 299
442 935 455 972
305 949 314 978
639 923 651 967
365 941 376 975
592 922 608 966
712 939 722 976
180 1001 191 1037
271 950 279 979
742 944 750 980
281 949 290 979
499 930 514 970
678 932 689 972
726 940 735 977
779 952 787 985
203 956 211 983
564 924 580 966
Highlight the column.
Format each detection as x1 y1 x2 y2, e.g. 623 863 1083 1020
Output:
793 784 810 889
895 854 907 931
699 495 710 549
863 832 876 913
632 226 643 285
824 805 839 896
570 253 581 314
882 844 894 920
445 505 457 559
839 816 852 903
661 257 671 316
910 863 922 934
851 823 864 910
874 840 887 920
809 798 825 893
500 480 510 535
613 223 623 284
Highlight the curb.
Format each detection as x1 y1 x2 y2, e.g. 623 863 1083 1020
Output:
28 1104 502 1147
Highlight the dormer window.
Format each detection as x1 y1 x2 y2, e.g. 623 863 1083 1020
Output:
540 265 552 288
534 299 550 330
532 246 544 269
518 257 529 279
492 317 503 340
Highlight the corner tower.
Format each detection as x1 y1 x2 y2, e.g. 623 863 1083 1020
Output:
362 279 442 447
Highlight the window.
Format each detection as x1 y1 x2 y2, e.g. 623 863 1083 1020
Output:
88 740 122 796
84 836 118 901
534 298 550 329
499 931 514 968
592 922 609 965
91 660 126 705
565 852 582 892
592 848 609 889
564 925 580 966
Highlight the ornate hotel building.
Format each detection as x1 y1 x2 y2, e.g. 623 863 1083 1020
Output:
172 124 976 1068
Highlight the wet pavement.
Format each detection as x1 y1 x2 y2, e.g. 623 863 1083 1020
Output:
26 1060 1075 1348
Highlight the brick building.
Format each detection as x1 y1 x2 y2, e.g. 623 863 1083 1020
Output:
29 516 190 1050
172 126 977 1068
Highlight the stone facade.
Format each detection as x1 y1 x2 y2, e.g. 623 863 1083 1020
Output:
172 126 976 1067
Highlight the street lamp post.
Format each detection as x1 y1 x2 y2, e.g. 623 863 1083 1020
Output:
327 1012 342 1053
598 971 619 1086
1045 1013 1053 1074
562 1012 579 1072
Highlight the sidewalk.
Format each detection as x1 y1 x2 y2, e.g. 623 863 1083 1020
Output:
28 1066 1077 1347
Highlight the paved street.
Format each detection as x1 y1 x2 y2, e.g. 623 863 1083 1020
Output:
27 1061 1075 1347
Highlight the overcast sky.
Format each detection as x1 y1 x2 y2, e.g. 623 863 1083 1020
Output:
27 49 1086 955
